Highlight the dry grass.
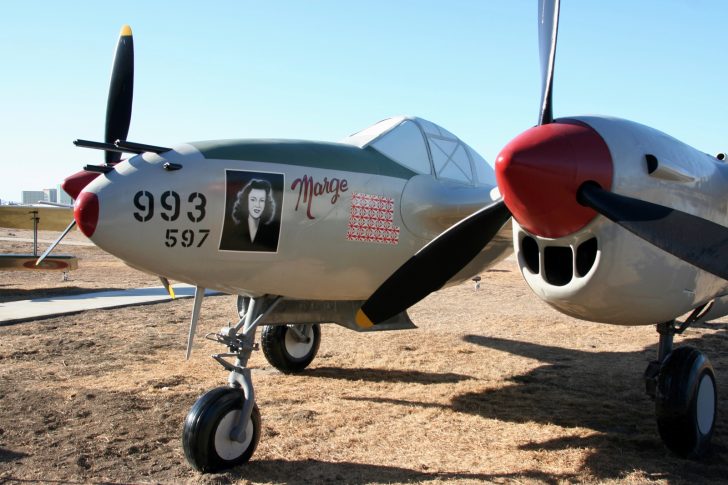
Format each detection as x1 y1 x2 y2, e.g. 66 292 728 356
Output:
1 227 727 484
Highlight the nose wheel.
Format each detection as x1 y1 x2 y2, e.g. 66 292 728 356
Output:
261 324 321 373
645 320 717 458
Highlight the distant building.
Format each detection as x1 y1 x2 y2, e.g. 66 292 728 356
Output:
21 190 45 204
58 185 73 205
43 188 57 204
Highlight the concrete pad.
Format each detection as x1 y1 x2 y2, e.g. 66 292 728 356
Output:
0 285 223 325
0 254 78 271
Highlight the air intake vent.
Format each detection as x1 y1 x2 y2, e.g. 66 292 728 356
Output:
576 237 598 277
544 246 573 286
521 236 539 274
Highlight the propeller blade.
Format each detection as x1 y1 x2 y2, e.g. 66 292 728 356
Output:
578 183 728 281
105 25 134 164
35 220 76 266
356 200 511 327
538 0 560 125
159 276 176 299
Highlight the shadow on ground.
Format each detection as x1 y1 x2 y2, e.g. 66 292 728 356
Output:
304 366 473 384
335 330 728 482
456 332 728 481
212 458 577 485
0 447 28 463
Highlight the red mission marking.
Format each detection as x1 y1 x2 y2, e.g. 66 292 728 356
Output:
346 193 400 245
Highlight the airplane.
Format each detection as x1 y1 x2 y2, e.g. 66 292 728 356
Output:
359 0 727 460
0 205 78 273
56 26 513 472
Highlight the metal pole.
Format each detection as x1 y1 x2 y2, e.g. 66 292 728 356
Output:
30 211 39 257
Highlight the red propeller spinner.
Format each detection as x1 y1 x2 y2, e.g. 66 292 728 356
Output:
495 120 613 239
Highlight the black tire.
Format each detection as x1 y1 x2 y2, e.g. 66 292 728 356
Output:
656 346 716 458
183 387 261 473
261 324 321 373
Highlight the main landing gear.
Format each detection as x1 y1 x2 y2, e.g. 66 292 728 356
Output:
261 323 321 373
644 318 717 458
183 296 282 473
237 296 322 374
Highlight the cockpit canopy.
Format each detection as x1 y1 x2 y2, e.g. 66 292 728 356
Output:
342 116 495 186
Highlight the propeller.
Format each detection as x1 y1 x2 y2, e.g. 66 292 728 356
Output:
356 5 563 325
37 25 135 266
355 0 565 326
503 0 728 286
363 0 728 327
356 199 511 328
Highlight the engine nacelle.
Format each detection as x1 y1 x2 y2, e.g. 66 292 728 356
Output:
500 116 728 325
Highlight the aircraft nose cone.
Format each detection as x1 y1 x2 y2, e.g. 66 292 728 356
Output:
74 191 99 237
495 120 613 238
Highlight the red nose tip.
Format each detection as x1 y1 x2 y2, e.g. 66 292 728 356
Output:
495 120 613 238
74 191 99 238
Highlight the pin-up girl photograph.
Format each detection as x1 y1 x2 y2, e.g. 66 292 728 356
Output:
219 170 284 252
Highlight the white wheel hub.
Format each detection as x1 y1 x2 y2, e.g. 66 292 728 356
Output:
214 409 254 460
696 373 715 436
284 325 314 359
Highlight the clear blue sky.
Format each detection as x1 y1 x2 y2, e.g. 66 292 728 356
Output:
1 1 726 202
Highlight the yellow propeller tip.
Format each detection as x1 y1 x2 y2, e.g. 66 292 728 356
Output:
355 309 374 329
120 25 133 37
169 288 176 299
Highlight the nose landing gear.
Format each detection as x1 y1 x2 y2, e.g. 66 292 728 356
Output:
182 295 281 473
644 319 717 458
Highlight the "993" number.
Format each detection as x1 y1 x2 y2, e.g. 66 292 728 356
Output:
133 191 211 249
133 190 207 223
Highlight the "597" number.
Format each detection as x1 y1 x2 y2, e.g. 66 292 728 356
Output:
165 229 210 248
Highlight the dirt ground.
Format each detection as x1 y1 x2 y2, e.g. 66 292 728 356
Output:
1 227 727 484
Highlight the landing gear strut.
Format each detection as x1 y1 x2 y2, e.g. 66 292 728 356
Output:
644 319 717 458
183 295 281 473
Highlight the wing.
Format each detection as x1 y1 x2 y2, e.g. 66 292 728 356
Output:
0 206 74 231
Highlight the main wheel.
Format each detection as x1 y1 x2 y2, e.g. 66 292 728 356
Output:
656 346 716 458
261 324 321 373
183 387 261 473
